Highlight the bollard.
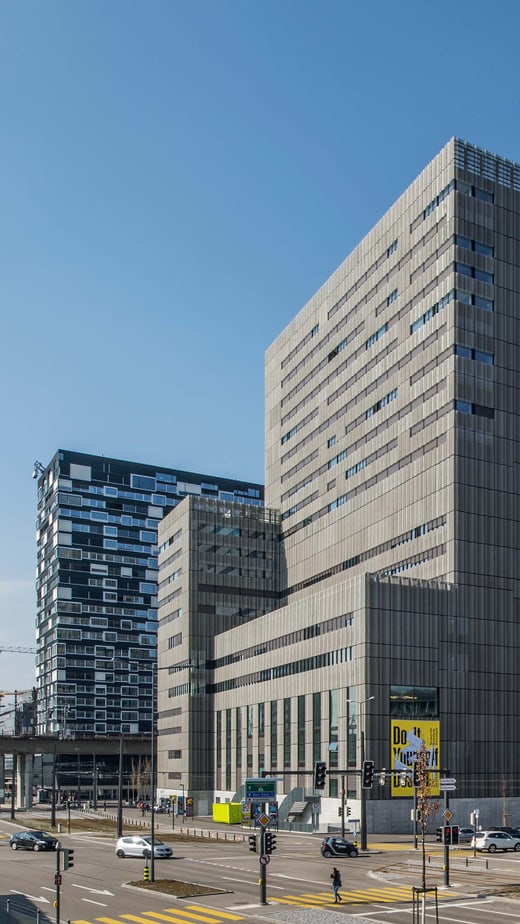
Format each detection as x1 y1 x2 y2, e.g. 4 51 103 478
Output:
57 824 62 834
465 857 468 867
143 865 150 881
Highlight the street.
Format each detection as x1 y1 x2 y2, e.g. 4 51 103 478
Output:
2 817 520 924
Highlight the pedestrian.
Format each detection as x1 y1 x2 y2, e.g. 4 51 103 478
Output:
331 867 342 903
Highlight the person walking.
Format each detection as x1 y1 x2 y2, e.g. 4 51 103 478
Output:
331 867 342 903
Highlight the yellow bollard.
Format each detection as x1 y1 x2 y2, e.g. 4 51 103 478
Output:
143 865 150 881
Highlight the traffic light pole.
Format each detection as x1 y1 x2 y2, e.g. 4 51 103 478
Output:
341 775 346 838
360 730 367 851
259 827 267 905
54 847 61 924
443 783 450 887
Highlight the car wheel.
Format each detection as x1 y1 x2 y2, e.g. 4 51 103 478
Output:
33 844 41 852
322 849 332 858
350 848 359 857
116 849 125 858
10 843 17 850
514 843 520 852
488 844 497 852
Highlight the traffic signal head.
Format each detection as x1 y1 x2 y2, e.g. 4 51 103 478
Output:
399 770 408 786
314 761 327 789
346 806 352 816
362 760 375 789
443 826 451 845
63 848 74 870
379 768 387 786
265 831 277 854
248 834 257 853
451 825 459 845
338 806 343 817
413 763 421 787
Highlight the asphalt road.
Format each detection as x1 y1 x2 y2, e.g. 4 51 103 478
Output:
2 816 520 924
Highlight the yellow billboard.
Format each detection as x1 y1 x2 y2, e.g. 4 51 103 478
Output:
390 720 440 797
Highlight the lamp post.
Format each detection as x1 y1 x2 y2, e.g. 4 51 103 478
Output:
150 661 156 883
347 695 374 851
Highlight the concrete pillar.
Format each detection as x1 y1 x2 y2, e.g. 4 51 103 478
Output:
24 754 34 809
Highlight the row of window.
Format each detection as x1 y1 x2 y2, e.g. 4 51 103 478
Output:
212 613 352 669
423 180 455 219
410 288 493 335
366 387 398 419
455 345 494 364
211 647 354 694
455 234 494 257
366 323 388 349
454 400 494 418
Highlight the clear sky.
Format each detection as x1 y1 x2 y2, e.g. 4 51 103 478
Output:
1 0 519 694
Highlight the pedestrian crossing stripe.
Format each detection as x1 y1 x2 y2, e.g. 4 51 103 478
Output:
133 912 219 924
92 907 244 924
272 886 417 905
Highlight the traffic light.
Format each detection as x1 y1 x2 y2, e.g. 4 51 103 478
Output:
451 825 459 845
338 806 343 817
265 831 277 854
399 770 408 786
346 806 352 817
248 834 257 853
314 761 327 789
413 763 421 787
63 848 74 870
362 760 375 788
379 768 387 785
443 826 451 845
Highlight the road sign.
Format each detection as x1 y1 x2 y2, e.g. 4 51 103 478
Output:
443 809 452 821
312 802 320 812
256 812 270 827
440 778 456 790
259 854 270 865
245 779 277 802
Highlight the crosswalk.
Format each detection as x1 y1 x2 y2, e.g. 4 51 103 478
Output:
271 885 435 906
73 908 244 924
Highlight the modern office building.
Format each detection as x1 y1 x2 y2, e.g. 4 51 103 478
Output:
156 496 282 812
34 449 263 738
162 138 520 822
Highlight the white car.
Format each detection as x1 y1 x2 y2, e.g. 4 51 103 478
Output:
472 830 520 853
115 836 172 858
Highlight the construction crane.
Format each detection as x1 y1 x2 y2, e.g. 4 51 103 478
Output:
0 646 36 654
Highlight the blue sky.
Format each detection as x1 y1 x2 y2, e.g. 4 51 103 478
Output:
1 0 519 692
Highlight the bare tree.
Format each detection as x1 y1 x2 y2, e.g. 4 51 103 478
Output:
414 743 440 890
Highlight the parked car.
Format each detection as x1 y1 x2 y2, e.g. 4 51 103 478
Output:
115 836 172 859
472 830 520 852
435 825 475 843
320 836 358 858
10 831 58 852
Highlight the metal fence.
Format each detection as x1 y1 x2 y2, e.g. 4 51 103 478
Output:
0 898 53 924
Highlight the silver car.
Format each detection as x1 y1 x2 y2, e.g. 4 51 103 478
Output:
115 836 172 858
472 830 520 853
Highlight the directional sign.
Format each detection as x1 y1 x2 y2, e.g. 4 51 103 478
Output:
440 778 456 791
245 779 277 802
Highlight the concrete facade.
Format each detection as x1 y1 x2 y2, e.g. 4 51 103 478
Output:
157 139 520 828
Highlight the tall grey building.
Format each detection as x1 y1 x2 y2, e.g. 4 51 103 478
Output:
35 449 263 738
203 138 520 816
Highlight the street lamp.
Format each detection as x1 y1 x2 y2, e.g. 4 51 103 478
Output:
150 661 156 883
347 695 374 851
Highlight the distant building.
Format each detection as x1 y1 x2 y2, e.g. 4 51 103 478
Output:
35 449 263 737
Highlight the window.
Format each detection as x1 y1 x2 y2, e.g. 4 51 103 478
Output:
455 345 494 364
283 698 291 767
456 290 494 311
454 400 494 418
297 695 306 767
327 435 337 448
387 239 398 256
366 323 388 349
423 180 455 218
455 235 494 258
457 181 494 203
386 289 398 306
410 290 454 334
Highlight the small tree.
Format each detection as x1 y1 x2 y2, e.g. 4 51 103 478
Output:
414 743 440 890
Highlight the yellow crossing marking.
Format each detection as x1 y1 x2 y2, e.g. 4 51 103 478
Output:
141 912 226 923
273 886 417 906
184 908 243 921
